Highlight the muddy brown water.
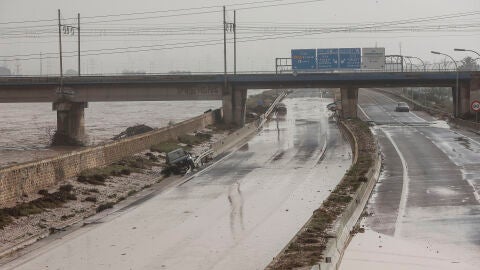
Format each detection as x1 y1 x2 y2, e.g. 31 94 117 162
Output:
0 101 221 167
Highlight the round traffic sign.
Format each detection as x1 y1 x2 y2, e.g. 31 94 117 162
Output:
472 100 480 112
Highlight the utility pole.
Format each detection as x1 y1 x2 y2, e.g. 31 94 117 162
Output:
233 10 237 75
223 7 237 83
58 9 63 82
40 52 43 76
58 10 81 77
223 6 227 88
78 13 81 76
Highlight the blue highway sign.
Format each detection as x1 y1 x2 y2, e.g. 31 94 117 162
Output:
339 48 361 69
317 48 339 69
291 49 317 70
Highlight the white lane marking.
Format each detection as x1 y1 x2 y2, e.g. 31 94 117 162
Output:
383 128 410 238
367 89 427 122
357 104 371 120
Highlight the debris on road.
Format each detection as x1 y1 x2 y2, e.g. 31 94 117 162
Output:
267 119 376 269
112 124 154 140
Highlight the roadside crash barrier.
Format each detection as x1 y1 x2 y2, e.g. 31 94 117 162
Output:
311 121 382 270
195 91 288 164
372 88 449 116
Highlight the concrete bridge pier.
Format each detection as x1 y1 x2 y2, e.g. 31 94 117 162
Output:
52 101 88 146
452 83 471 117
222 86 247 126
459 83 471 117
340 87 359 119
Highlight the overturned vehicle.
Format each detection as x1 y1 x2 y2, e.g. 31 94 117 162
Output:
162 148 195 176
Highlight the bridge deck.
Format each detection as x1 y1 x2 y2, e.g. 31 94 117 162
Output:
0 72 475 103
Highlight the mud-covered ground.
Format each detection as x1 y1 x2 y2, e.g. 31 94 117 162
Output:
0 130 227 255
1 90 352 270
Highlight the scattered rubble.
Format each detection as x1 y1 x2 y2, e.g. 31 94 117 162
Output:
0 124 229 255
112 124 154 140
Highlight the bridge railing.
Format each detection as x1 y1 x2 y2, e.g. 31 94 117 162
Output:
0 69 468 79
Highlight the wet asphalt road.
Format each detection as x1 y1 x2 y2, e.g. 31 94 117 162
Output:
2 90 351 270
342 89 480 269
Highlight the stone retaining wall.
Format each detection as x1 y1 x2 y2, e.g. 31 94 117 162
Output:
0 110 219 208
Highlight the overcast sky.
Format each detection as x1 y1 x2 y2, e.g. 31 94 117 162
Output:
1 0 479 75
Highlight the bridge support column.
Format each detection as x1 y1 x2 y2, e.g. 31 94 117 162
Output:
340 87 359 119
222 86 247 126
453 83 471 118
52 101 88 146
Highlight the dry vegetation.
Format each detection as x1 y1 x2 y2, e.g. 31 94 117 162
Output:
0 126 228 254
150 132 212 153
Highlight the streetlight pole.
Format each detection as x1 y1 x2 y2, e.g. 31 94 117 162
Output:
454 48 480 58
431 51 459 117
454 48 480 71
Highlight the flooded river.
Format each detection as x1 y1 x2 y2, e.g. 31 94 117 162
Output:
0 101 220 167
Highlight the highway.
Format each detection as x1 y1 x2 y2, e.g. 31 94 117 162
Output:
342 89 480 270
1 90 351 270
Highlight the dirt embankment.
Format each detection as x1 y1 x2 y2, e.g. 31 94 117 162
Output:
267 119 376 269
0 124 228 256
1 90 277 257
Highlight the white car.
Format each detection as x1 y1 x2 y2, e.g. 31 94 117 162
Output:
395 102 410 112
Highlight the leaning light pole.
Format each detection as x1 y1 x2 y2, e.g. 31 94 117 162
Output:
431 51 459 117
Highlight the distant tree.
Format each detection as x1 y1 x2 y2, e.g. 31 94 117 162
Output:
65 69 78 75
121 69 146 75
168 70 191 75
459 56 479 71
0 66 12 76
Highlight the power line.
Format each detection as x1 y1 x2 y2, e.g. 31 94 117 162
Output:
3 8 479 36
80 0 307 20
0 0 324 28
3 20 480 59
2 8 480 61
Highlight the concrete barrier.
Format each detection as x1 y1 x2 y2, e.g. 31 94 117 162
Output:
0 109 220 208
204 91 288 159
312 121 381 270
211 122 258 155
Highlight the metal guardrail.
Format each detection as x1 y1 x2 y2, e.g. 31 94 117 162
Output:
258 91 288 128
193 90 288 167
371 88 451 116
0 69 472 79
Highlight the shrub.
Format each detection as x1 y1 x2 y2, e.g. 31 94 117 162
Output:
96 202 114 213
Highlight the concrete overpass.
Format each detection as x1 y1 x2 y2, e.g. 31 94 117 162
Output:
0 71 478 144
